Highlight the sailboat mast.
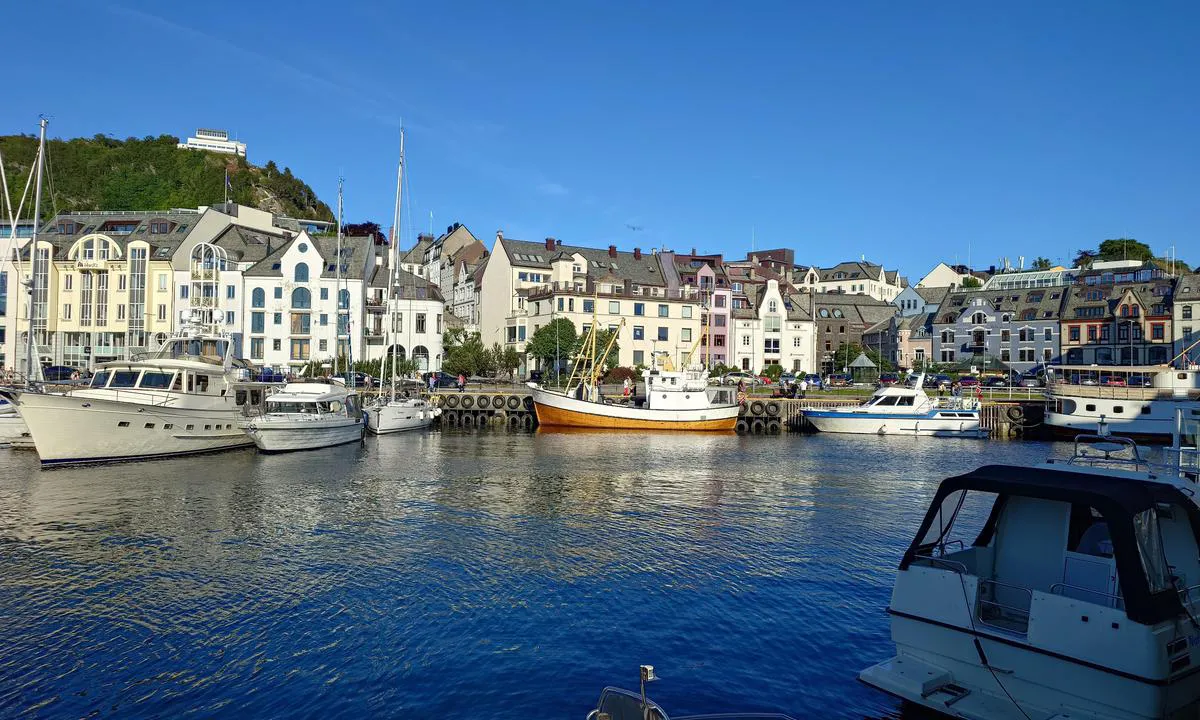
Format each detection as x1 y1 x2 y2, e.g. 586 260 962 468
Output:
388 128 405 403
334 177 343 379
24 117 47 384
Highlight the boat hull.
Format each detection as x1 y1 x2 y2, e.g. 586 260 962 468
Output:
531 387 739 431
241 417 364 452
12 391 252 465
1045 397 1197 444
364 403 439 434
804 409 986 437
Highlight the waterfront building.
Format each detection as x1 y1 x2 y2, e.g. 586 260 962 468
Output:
398 234 432 279
176 128 247 158
420 223 482 300
378 268 445 373
0 221 34 372
479 234 704 369
670 252 733 366
1175 274 1200 363
893 285 947 317
933 287 1066 374
11 210 195 373
729 279 816 373
448 243 489 332
863 312 935 371
812 293 898 375
1058 261 1175 366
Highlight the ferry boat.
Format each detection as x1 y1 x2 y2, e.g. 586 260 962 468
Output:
240 381 364 452
586 665 795 720
860 414 1200 719
1045 363 1200 443
9 326 263 466
802 375 986 437
363 396 439 434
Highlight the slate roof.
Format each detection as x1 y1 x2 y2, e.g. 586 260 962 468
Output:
501 238 667 287
915 286 950 305
1175 274 1200 302
1058 276 1174 320
399 236 431 265
812 292 898 328
211 223 291 264
392 267 443 302
26 210 201 260
819 261 885 283
938 286 1071 324
241 234 376 280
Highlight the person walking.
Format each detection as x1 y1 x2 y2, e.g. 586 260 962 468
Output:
457 373 466 393
799 378 808 399
428 373 436 394
622 376 632 399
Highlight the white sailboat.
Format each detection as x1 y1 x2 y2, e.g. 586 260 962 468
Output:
364 127 440 435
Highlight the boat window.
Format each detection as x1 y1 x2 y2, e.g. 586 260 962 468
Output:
195 375 210 393
250 389 262 405
110 370 139 388
138 372 174 389
171 374 183 391
875 396 900 406
329 400 343 413
896 396 915 406
90 371 110 388
268 401 317 413
235 389 247 406
1133 508 1171 593
1085 404 1096 412
1067 505 1112 558
1113 406 1123 414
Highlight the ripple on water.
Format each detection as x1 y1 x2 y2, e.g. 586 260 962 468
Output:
0 432 1061 719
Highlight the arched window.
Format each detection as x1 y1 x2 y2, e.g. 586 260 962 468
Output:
971 312 986 325
413 345 430 371
292 287 311 309
252 288 265 308
294 263 309 283
338 289 350 310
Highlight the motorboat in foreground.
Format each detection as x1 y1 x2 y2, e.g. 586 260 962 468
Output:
860 413 1200 719
803 374 985 437
587 665 794 720
240 381 364 452
363 395 439 434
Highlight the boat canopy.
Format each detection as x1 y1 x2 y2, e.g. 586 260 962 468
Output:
901 464 1200 626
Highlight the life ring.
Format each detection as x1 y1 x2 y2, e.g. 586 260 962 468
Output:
735 419 750 434
767 419 782 435
751 418 765 434
461 395 475 409
750 400 766 416
445 395 460 409
506 395 521 410
765 401 781 417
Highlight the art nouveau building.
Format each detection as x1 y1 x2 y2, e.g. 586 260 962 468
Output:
729 279 816 373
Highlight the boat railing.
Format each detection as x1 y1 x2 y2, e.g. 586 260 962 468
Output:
1177 583 1200 606
1066 434 1151 472
976 579 1032 635
1050 582 1124 609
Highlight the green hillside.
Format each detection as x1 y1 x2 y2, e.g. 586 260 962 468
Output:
0 134 334 222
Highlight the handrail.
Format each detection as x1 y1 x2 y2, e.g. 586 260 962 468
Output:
1050 582 1123 607
976 578 1032 634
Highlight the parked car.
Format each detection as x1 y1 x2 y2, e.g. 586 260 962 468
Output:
1100 375 1127 387
1019 376 1043 388
877 372 899 387
929 374 953 390
825 373 853 388
803 373 823 389
424 370 459 388
1070 373 1099 386
721 371 761 386
1127 374 1150 387
956 375 980 387
779 372 797 385
982 376 1007 387
42 365 84 382
757 375 774 385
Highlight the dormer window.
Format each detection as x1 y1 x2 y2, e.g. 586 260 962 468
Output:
57 221 78 234
149 221 172 234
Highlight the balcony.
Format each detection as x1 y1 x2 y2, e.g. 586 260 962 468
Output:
365 298 386 313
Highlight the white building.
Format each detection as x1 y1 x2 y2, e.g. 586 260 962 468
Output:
177 128 247 158
729 279 816 374
796 260 906 301
893 285 948 317
378 269 445 373
421 223 481 299
915 262 974 289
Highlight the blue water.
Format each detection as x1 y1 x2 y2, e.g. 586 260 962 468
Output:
0 431 1068 718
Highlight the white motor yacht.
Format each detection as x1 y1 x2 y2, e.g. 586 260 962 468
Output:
240 381 364 452
363 394 439 434
803 374 985 437
10 328 261 466
860 413 1200 719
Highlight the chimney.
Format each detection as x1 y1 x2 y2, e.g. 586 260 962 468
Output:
545 237 556 251
556 238 562 246
496 230 503 242
608 244 617 258
634 247 642 260
691 247 697 256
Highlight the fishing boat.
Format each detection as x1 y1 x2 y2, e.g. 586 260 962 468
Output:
530 320 740 431
240 381 364 452
586 665 795 720
1045 362 1200 443
859 414 1200 719
802 374 986 437
362 127 440 435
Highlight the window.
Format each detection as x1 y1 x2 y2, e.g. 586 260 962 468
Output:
714 315 726 327
742 335 750 347
225 311 234 325
292 287 311 308
609 301 620 314
681 328 692 343
656 327 668 341
320 313 328 326
682 306 692 319
633 350 644 365
157 274 167 291
180 285 189 299
1087 326 1097 342
319 339 328 352
252 288 265 308
1001 348 1010 361
320 288 329 301
583 299 594 313
765 316 782 332
658 304 669 317
1001 329 1010 342
117 305 126 320
940 350 955 362
1044 328 1052 341
557 297 564 312
64 274 73 291
273 287 283 300
251 312 264 333
290 313 311 334
224 285 235 300
157 304 166 321
1184 305 1193 320
1069 326 1080 342
62 303 72 320
294 263 309 283
1152 323 1164 340
1020 348 1036 362
273 312 282 325
290 339 311 360
634 302 645 316
763 338 779 354
338 289 350 309
250 338 264 358
1044 348 1053 361
273 339 281 351
416 313 426 333
633 326 644 340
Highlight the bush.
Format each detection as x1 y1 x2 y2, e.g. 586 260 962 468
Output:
603 366 639 384
761 364 784 381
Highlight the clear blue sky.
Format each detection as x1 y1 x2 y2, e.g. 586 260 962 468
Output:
6 1 1199 276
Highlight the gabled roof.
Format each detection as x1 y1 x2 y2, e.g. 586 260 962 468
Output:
399 236 431 265
1174 274 1200 302
914 286 949 305
26 210 201 260
939 286 1070 323
501 238 666 287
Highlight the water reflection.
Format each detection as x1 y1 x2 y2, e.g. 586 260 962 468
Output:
0 433 1061 718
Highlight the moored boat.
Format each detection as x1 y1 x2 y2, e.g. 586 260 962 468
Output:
1045 363 1200 443
803 374 986 437
364 396 439 434
586 665 795 720
240 381 364 452
860 419 1200 718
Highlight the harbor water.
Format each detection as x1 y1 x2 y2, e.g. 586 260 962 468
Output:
0 431 1071 718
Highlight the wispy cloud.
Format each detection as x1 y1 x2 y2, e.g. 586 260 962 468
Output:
536 181 569 197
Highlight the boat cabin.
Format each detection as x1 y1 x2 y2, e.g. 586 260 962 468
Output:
903 462 1200 635
264 383 360 418
88 367 225 396
146 335 233 367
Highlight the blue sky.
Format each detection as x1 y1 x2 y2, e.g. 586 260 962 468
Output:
6 1 1199 276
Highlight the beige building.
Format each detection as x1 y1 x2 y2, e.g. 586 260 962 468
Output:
796 260 907 301
1173 274 1199 363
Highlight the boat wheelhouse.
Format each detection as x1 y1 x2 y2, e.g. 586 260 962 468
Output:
1046 364 1200 443
861 432 1200 718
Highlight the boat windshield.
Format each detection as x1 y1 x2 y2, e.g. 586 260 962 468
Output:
864 394 916 407
267 401 322 414
90 370 110 388
149 337 229 365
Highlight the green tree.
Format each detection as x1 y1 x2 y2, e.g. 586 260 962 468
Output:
442 331 493 376
761 363 784 381
526 318 579 373
489 342 522 379
1031 257 1053 270
1073 249 1098 269
592 328 621 372
961 276 982 288
1097 238 1152 262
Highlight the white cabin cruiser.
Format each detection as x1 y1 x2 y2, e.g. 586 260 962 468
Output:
240 381 364 453
803 375 985 437
10 330 261 466
860 422 1200 719
1046 364 1200 443
363 395 440 434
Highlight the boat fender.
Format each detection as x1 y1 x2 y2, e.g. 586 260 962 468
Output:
735 419 750 434
506 395 521 410
1006 405 1024 423
765 401 781 417
766 419 781 434
750 400 766 416
751 418 765 434
506 414 522 430
522 414 535 430
461 413 475 428
445 395 460 409
461 395 475 409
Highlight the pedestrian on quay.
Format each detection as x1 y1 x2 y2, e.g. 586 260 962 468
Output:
457 373 466 393
428 373 436 394
622 376 632 399
799 378 808 399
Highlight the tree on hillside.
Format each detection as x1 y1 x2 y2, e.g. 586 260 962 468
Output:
1097 238 1153 262
1073 249 1098 269
526 318 579 373
1032 257 1053 270
343 221 387 244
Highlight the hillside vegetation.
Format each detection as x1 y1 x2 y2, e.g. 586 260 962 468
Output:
0 134 333 222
